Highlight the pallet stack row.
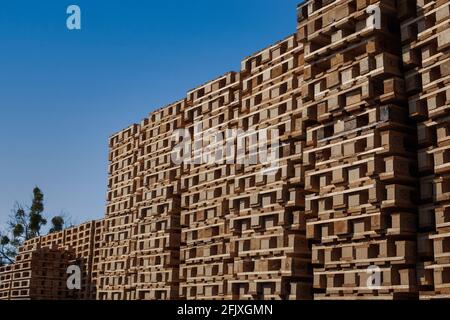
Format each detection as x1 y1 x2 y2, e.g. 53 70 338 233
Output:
0 220 103 300
2 0 450 300
97 125 140 300
401 0 450 299
297 0 419 299
10 220 105 300
0 244 74 300
128 101 184 300
227 35 311 300
179 73 240 300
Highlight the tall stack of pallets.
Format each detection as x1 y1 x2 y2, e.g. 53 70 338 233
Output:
297 0 419 300
97 124 140 300
227 35 311 300
128 101 183 300
179 73 240 300
401 0 450 299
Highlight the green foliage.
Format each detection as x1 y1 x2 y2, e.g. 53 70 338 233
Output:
0 236 9 246
49 216 65 234
0 232 14 265
28 187 47 238
30 187 44 214
12 223 24 238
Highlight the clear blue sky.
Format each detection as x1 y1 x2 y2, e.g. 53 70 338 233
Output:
0 0 302 229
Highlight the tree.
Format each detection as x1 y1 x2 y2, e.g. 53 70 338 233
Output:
8 187 47 243
0 233 14 266
28 187 46 238
49 216 65 234
0 187 69 265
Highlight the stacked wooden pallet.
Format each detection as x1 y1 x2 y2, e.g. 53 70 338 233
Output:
297 0 419 299
4 245 73 300
63 221 98 299
128 101 184 300
26 247 74 300
0 264 13 300
18 220 103 299
39 230 64 248
8 246 35 300
179 73 240 300
0 223 102 300
97 124 140 300
226 35 311 300
401 0 450 299
90 219 105 298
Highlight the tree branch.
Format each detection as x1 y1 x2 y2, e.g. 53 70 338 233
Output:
0 247 14 264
